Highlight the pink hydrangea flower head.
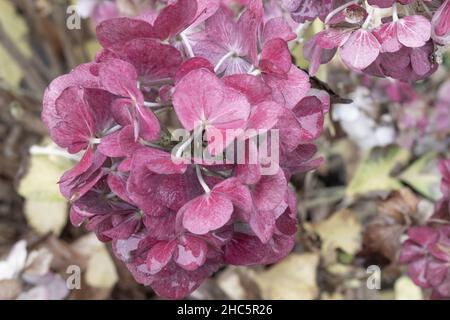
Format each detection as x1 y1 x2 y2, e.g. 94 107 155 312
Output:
42 0 330 299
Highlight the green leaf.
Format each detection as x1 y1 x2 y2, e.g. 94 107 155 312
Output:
346 145 410 197
399 153 442 201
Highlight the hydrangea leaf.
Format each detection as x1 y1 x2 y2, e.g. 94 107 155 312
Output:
85 246 119 289
309 209 362 263
251 253 320 300
18 148 74 236
346 145 410 197
23 201 68 236
399 153 442 201
18 152 73 202
73 234 119 290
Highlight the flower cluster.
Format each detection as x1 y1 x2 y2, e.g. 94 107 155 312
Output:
42 0 328 299
394 79 450 152
300 0 450 82
400 159 450 299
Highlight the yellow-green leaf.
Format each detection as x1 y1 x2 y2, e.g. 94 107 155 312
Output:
395 276 423 300
85 247 119 289
18 145 74 235
399 153 442 201
252 253 320 300
18 154 72 202
23 200 68 236
310 209 363 263
0 1 31 88
346 145 410 197
73 234 118 290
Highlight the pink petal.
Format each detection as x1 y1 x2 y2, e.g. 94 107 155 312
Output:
98 59 138 97
434 0 450 37
133 147 187 175
136 104 161 142
251 168 287 211
263 66 311 109
303 32 337 76
213 178 253 212
246 101 283 131
373 22 402 53
410 45 432 76
292 96 325 141
122 38 182 84
396 15 431 48
146 241 177 274
275 108 303 152
173 69 250 131
432 0 450 45
408 257 430 288
262 17 296 44
408 226 439 247
52 87 95 153
222 74 271 105
98 130 125 157
235 140 262 185
236 0 263 64
175 235 208 271
427 259 449 287
224 231 295 266
259 38 292 76
59 146 94 184
180 192 234 234
152 0 198 40
308 88 331 113
96 18 156 51
103 215 141 240
190 0 220 29
107 172 133 203
175 57 214 84
340 29 381 70
281 143 323 176
249 209 276 243
224 232 268 265
150 260 220 299
317 28 352 49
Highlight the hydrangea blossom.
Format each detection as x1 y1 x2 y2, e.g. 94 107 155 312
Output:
400 159 450 299
42 0 328 299
302 0 449 82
